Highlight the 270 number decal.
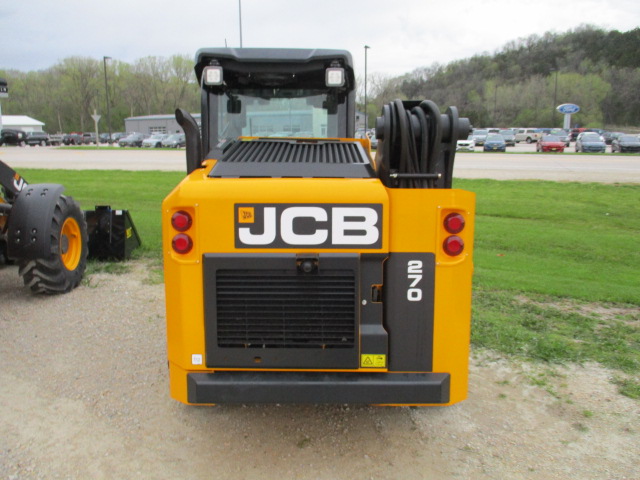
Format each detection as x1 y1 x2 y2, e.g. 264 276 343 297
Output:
407 260 423 302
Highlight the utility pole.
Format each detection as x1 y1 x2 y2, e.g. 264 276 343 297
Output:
493 83 498 125
103 56 112 142
0 78 7 133
364 45 370 130
239 0 243 47
551 68 558 127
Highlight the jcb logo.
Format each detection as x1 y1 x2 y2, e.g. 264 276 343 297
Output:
235 204 382 249
13 175 27 193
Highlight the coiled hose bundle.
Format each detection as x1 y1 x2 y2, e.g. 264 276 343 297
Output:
375 100 471 189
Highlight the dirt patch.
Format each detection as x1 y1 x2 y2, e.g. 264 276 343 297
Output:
1 262 638 479
515 294 639 325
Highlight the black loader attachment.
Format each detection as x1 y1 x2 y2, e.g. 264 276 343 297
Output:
0 160 140 294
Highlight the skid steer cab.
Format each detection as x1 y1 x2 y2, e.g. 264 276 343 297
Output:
163 48 475 406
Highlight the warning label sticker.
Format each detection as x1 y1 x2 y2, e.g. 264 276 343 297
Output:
360 354 386 368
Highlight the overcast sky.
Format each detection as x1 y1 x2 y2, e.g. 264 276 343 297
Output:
2 0 639 79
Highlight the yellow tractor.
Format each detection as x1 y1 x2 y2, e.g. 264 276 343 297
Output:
163 48 475 405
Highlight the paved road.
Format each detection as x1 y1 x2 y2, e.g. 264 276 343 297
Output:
1 143 639 183
454 151 640 183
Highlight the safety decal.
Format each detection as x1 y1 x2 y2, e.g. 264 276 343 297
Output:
360 354 386 368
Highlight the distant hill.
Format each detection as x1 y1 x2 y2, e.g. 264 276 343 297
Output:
383 25 640 129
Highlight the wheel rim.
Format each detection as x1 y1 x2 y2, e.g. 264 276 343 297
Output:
60 217 82 271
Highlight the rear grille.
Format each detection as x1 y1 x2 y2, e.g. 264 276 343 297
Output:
223 139 367 165
209 139 374 178
216 270 356 348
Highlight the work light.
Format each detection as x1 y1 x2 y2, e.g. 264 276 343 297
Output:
325 67 345 87
203 66 223 86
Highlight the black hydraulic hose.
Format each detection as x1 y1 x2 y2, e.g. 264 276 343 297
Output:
419 100 443 184
375 100 470 189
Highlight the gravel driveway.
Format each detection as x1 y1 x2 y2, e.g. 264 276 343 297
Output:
1 262 638 479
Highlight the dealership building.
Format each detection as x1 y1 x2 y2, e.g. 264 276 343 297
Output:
0 115 46 133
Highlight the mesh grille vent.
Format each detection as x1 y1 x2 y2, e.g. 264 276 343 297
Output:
216 270 356 349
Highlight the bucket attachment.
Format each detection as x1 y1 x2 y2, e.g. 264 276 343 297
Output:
84 206 141 260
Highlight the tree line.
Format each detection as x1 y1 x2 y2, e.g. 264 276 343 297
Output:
2 25 639 133
1 55 200 133
358 25 640 130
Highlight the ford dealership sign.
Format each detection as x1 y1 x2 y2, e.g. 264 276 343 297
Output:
557 103 580 114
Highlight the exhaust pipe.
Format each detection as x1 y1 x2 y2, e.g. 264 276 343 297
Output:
175 108 203 174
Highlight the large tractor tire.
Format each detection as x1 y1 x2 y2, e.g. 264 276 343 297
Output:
19 194 88 294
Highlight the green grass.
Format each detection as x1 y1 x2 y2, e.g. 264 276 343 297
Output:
17 170 640 397
457 179 640 304
455 178 640 397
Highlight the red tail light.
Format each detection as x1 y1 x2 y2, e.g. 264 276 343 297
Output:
172 233 193 254
443 235 464 256
444 212 465 234
171 210 192 232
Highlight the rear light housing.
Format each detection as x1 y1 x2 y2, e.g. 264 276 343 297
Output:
171 210 192 232
172 233 193 254
444 212 465 234
441 210 467 257
443 235 464 256
170 209 194 255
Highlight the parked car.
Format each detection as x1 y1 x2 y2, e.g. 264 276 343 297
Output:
575 132 606 153
569 128 587 141
601 131 615 145
499 130 516 146
82 132 97 145
111 132 127 143
367 130 378 149
161 133 186 148
142 133 168 148
119 133 146 147
515 128 542 144
608 132 626 145
49 133 63 146
25 131 50 146
550 129 570 147
483 134 506 152
611 135 640 153
99 133 116 144
0 128 27 146
471 129 488 146
62 133 82 145
456 135 475 151
536 135 565 153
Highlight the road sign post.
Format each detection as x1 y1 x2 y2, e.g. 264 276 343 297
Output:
0 78 8 133
91 111 102 149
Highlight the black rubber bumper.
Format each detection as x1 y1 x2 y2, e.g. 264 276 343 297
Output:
187 371 450 404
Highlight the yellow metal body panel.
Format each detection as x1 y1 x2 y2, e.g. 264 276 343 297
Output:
385 188 475 405
163 157 475 406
